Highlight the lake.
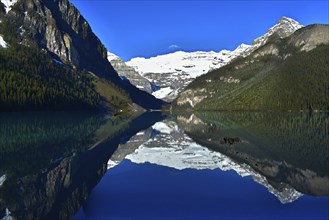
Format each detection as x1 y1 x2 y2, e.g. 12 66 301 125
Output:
0 111 328 219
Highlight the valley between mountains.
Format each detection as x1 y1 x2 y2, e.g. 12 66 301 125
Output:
0 0 328 112
0 1 328 219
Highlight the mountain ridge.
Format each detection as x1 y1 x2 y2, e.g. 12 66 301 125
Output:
173 24 329 111
123 16 304 101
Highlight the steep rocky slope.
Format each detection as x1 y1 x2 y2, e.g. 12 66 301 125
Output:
0 0 164 111
107 52 153 93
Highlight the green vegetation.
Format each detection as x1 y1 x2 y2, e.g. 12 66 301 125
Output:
0 44 99 110
0 113 103 176
175 43 329 111
0 44 132 111
0 112 136 219
0 1 27 45
179 112 329 175
0 112 134 176
0 2 133 112
93 77 133 111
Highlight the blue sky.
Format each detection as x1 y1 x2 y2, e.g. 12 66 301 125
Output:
71 0 329 61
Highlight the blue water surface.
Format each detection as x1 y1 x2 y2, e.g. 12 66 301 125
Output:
74 160 329 220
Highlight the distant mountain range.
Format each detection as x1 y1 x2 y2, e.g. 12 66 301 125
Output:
107 16 328 112
114 16 304 102
0 0 328 112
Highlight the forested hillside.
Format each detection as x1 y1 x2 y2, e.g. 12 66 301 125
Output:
174 25 329 111
0 0 164 112
195 44 329 111
0 44 132 111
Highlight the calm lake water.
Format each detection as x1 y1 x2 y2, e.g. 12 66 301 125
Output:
0 111 328 219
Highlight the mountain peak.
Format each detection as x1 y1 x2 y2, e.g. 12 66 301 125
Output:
278 16 299 24
275 16 303 30
252 16 303 46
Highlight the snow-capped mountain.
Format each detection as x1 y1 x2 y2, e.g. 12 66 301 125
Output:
125 16 303 101
252 16 304 47
107 52 153 93
127 44 251 101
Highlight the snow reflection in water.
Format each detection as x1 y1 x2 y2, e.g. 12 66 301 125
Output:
108 118 302 204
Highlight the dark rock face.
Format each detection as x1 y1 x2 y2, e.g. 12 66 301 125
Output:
0 0 165 110
0 111 166 219
108 53 153 94
220 137 241 146
21 0 115 78
288 24 329 51
0 154 107 220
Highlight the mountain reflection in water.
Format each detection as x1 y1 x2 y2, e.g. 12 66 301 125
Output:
1 112 328 219
108 112 329 204
177 112 329 197
0 112 165 220
75 112 328 219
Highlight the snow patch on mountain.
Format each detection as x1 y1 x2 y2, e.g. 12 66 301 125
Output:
128 44 251 79
1 0 18 13
127 44 251 101
252 16 304 47
107 51 120 62
125 17 303 101
107 160 119 169
0 35 8 48
152 87 174 99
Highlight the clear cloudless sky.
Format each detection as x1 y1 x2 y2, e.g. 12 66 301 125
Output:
70 0 329 61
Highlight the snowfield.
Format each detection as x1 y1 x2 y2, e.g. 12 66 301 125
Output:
123 17 303 101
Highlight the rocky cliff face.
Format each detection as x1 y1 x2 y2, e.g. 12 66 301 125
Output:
1 0 107 70
0 151 109 220
0 0 164 110
289 24 329 51
252 16 303 48
107 52 153 93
